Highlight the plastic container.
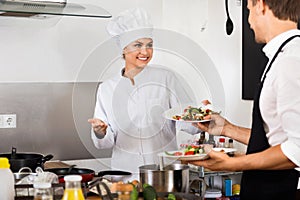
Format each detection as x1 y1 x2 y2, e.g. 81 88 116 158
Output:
33 182 53 200
62 175 85 200
0 157 15 200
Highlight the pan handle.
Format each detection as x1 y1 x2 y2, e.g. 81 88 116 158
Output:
18 167 33 173
11 147 17 159
41 154 54 163
98 170 131 177
67 165 76 174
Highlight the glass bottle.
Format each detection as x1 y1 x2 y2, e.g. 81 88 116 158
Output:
207 134 216 147
228 139 235 157
33 182 53 200
218 137 225 148
62 175 85 200
198 131 207 144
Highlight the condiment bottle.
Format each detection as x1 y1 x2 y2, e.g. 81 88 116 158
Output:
0 157 15 200
207 134 216 147
62 175 85 200
228 139 235 157
218 137 226 148
33 182 53 200
198 131 207 144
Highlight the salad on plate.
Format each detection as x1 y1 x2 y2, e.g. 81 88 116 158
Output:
164 105 220 122
159 144 236 161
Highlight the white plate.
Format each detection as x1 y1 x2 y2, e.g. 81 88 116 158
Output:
212 148 237 153
158 148 237 161
163 106 211 123
158 150 208 161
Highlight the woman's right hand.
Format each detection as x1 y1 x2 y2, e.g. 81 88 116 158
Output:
88 118 108 136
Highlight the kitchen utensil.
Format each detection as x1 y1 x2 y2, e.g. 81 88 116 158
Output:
225 0 234 35
13 167 37 181
98 170 132 182
0 147 53 172
45 166 95 183
46 167 132 183
139 164 189 193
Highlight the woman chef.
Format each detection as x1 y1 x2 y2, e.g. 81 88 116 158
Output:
88 8 198 178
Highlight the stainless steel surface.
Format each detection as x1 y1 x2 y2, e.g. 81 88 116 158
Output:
0 82 112 160
139 164 189 193
0 0 111 18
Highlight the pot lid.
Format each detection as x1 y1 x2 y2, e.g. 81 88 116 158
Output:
0 0 111 18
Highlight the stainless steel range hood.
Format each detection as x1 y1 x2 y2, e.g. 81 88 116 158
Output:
0 0 111 18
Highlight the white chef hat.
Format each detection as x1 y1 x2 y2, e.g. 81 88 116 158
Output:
106 8 153 50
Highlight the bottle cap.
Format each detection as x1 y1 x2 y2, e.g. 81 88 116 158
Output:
64 175 82 182
219 137 225 143
229 139 233 143
33 182 51 189
0 157 10 168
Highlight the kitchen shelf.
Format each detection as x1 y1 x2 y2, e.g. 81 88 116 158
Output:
190 167 242 178
0 0 111 18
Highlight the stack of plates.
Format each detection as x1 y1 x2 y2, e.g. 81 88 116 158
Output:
204 188 222 198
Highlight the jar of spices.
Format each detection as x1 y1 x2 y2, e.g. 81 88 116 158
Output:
218 137 226 148
228 139 235 157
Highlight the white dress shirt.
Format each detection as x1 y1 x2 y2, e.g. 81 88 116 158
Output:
260 29 300 166
91 65 198 177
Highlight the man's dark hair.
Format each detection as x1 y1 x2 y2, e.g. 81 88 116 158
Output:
251 0 300 22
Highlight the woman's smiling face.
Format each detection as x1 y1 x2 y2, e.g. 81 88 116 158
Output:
123 38 153 69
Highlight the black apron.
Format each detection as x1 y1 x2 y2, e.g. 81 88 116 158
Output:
240 35 300 200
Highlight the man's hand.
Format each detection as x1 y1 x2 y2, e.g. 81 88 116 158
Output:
188 150 238 171
194 114 228 136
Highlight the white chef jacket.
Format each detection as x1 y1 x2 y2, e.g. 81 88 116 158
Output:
260 29 300 166
91 65 198 177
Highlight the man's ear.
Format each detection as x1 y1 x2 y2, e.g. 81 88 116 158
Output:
256 0 266 15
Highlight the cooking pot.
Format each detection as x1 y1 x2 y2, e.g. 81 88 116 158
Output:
139 164 189 193
0 147 53 172
45 166 132 183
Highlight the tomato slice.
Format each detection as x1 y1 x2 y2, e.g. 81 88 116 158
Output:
174 152 183 156
184 151 194 156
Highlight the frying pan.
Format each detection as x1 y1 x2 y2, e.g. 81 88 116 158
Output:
45 166 132 183
98 170 132 182
45 166 95 183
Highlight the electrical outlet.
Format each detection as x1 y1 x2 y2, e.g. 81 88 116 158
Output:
0 114 17 128
0 115 3 127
